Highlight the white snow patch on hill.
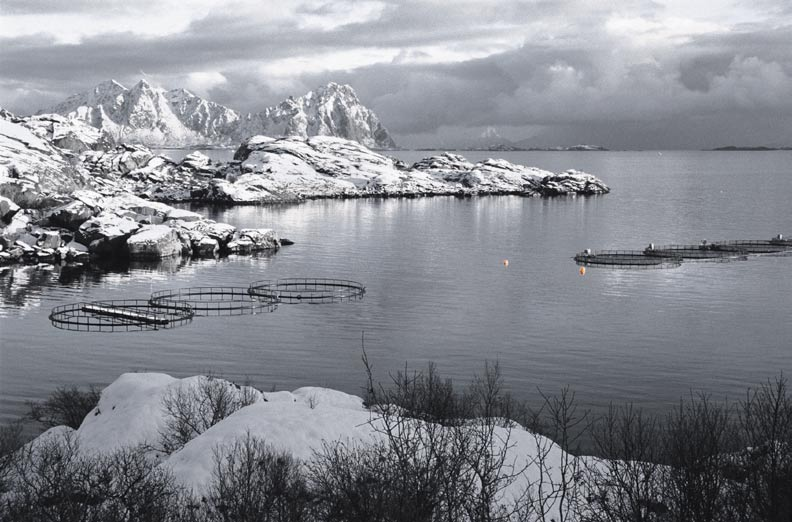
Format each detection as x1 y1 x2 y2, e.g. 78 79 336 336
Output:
30 371 581 513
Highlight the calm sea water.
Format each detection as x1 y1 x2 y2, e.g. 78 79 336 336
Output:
1 150 791 425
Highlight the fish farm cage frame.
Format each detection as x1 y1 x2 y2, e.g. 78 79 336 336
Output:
643 244 748 262
574 250 683 269
49 299 194 333
574 235 792 270
149 287 279 316
248 278 366 304
710 239 792 254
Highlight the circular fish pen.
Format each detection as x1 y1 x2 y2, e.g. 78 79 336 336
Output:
49 299 194 332
149 287 279 316
710 239 792 255
643 243 748 262
248 278 366 304
574 250 682 269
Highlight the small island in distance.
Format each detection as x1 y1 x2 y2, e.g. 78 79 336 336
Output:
711 145 792 151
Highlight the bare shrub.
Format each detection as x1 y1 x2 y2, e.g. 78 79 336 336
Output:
369 360 466 425
661 393 736 522
27 384 102 429
5 432 193 522
7 431 104 521
309 439 454 522
737 375 792 522
0 421 25 497
353 355 526 522
580 404 666 522
159 375 259 454
98 446 192 522
206 432 311 522
519 386 588 522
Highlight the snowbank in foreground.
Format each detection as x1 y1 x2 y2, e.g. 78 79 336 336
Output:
31 372 577 507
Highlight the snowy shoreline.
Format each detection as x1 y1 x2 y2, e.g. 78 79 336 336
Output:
1 113 609 267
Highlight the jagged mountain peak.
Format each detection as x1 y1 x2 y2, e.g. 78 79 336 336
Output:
314 81 357 97
43 80 397 149
94 79 127 94
128 79 162 95
167 87 197 99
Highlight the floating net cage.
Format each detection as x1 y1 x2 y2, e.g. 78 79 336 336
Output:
574 250 683 269
49 299 194 332
248 278 366 304
575 235 792 270
149 287 278 316
710 239 792 255
643 244 748 262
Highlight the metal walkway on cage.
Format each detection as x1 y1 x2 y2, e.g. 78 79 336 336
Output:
49 300 195 332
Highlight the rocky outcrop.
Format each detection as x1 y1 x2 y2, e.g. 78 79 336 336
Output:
80 145 217 201
20 114 112 153
126 224 182 259
0 195 20 222
227 228 281 254
0 118 92 207
537 170 611 196
201 137 610 203
0 190 282 265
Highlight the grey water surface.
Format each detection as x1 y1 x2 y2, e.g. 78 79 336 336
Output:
1 150 791 425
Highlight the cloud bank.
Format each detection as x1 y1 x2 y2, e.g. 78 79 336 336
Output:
1 0 790 148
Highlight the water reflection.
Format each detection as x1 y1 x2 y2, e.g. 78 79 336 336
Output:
0 251 279 316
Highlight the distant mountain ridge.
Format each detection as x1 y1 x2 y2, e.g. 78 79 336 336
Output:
42 80 396 149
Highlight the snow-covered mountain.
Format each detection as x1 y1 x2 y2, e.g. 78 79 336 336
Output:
42 80 396 149
235 83 395 149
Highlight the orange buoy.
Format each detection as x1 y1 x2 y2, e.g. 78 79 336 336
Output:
502 259 509 267
579 266 586 276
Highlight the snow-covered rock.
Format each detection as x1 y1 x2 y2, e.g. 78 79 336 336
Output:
191 221 236 245
77 212 141 257
165 208 202 222
191 235 219 257
20 113 112 153
37 229 62 249
44 199 95 230
206 136 609 203
237 228 280 251
0 195 19 222
0 118 91 206
538 169 611 196
126 224 183 259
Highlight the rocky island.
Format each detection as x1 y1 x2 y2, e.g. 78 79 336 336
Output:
0 107 609 267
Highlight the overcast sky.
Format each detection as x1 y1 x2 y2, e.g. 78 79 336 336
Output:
1 0 791 148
